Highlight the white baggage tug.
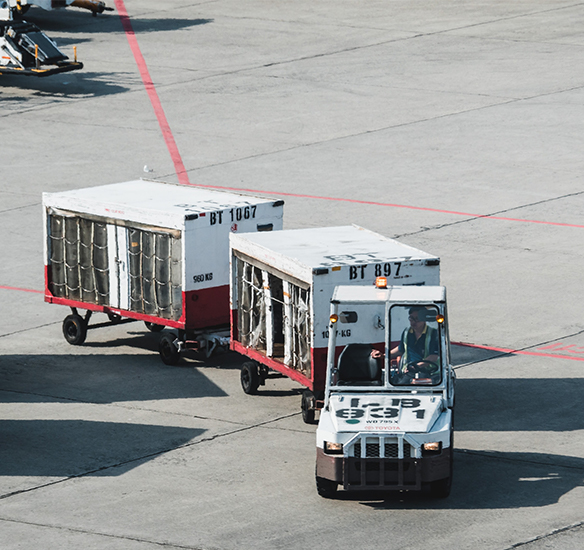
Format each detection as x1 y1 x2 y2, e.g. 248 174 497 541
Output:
229 225 440 423
316 283 454 498
43 180 283 362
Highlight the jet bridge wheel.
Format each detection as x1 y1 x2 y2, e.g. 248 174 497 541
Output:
14 4 31 16
240 362 260 394
159 333 181 365
62 314 87 345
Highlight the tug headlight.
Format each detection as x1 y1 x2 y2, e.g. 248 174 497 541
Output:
422 442 442 455
324 441 343 455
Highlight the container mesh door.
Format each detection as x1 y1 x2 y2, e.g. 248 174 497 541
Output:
238 260 266 350
48 214 110 304
128 228 182 321
289 284 311 377
237 258 311 376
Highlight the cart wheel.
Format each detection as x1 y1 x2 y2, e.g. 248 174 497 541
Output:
316 476 338 498
159 333 180 365
259 365 269 385
145 321 164 333
301 390 317 424
62 314 87 346
240 362 260 394
107 313 122 324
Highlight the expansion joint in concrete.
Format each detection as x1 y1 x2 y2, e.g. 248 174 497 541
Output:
0 515 212 550
504 519 584 549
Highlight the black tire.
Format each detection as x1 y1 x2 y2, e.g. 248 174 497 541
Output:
240 362 260 394
430 427 453 498
107 313 123 324
159 333 180 365
62 314 87 346
145 321 164 332
429 475 452 498
316 476 338 498
301 390 316 424
14 4 31 16
259 365 270 385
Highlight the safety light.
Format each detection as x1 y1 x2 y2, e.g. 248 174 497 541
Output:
324 441 343 454
436 314 445 324
375 276 387 289
330 314 338 324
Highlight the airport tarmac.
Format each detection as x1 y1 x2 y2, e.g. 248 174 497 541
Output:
1 1 584 548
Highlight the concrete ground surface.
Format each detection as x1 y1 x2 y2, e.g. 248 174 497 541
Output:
1 0 583 548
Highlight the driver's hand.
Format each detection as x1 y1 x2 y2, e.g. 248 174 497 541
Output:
406 361 426 373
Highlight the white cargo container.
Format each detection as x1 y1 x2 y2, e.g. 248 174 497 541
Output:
229 225 440 422
43 180 283 361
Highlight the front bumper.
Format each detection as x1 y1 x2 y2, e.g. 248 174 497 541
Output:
316 444 451 491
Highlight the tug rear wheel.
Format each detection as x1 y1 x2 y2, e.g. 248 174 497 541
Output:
159 333 180 365
301 390 316 424
240 362 260 394
62 314 87 346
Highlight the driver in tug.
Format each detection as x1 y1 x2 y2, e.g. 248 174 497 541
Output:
372 307 439 382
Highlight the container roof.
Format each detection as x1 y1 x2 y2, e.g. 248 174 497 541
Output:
43 180 277 228
231 225 438 268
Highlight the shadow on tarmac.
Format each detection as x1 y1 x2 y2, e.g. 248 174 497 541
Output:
455 377 584 432
0 349 228 403
23 9 213 35
0 71 130 98
343 448 584 509
0 419 204 478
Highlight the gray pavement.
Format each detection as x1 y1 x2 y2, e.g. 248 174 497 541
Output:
1 1 584 548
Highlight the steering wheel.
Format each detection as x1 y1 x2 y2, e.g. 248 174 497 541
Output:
404 360 439 375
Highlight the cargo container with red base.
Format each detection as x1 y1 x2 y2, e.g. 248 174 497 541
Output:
228 225 440 423
43 180 283 363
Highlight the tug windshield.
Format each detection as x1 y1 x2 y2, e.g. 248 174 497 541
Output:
389 305 442 386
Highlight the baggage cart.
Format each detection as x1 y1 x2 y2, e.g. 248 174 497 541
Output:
229 225 440 422
43 180 283 362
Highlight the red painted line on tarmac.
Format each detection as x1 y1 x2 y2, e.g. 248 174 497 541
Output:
185 183 584 229
0 285 43 294
114 0 190 186
113 3 581 230
453 341 584 363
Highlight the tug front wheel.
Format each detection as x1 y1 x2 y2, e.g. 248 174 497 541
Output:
62 314 87 345
316 476 338 498
301 390 316 424
240 362 260 394
159 333 181 365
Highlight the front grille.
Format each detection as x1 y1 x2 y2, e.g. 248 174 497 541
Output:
353 440 411 458
345 436 420 490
